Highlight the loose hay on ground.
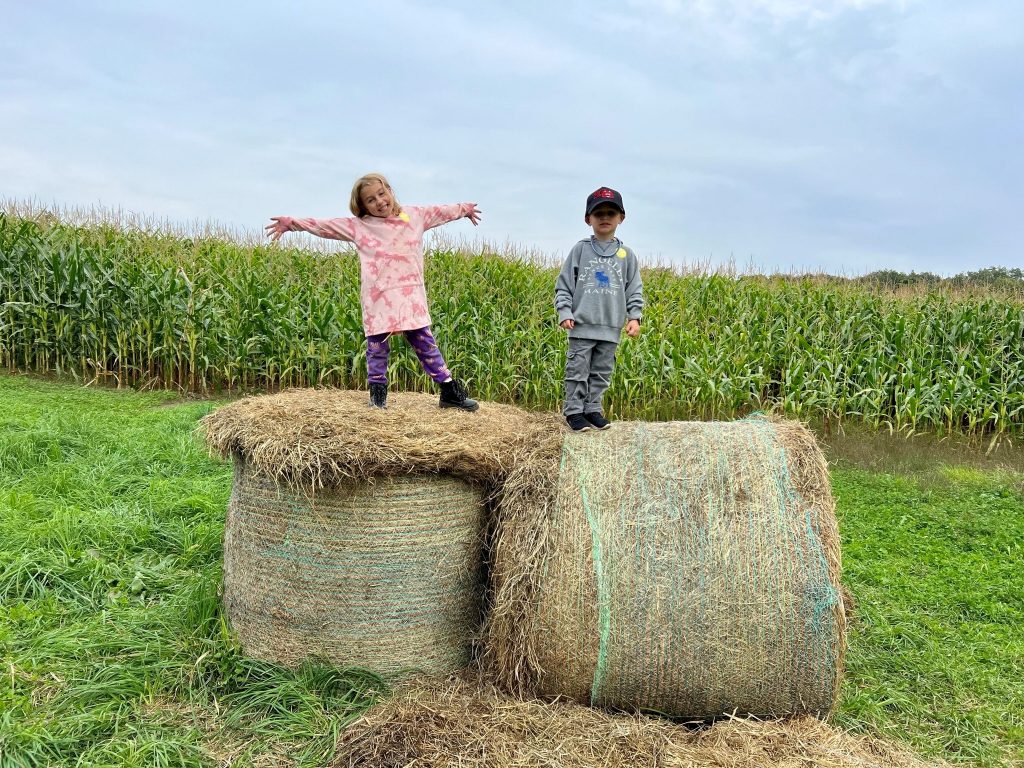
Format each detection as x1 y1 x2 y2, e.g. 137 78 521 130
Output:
332 679 949 768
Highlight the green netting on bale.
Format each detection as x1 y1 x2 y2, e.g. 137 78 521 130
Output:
495 417 844 719
223 458 486 679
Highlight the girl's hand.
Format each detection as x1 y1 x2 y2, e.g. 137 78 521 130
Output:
466 204 482 226
625 319 641 337
560 318 575 330
265 216 293 241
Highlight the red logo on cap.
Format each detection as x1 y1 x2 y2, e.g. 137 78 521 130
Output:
595 188 614 198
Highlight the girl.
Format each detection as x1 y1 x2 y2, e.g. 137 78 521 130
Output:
265 172 481 411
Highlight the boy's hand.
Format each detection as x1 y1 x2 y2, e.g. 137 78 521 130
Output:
265 216 293 241
466 204 482 226
625 319 640 337
560 319 575 330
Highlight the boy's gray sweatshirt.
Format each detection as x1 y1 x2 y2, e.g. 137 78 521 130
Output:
554 237 644 343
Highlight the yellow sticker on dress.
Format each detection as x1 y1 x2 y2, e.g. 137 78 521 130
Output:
616 247 627 258
398 212 410 222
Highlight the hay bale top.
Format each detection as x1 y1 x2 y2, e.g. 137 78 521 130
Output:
333 679 950 768
201 388 563 489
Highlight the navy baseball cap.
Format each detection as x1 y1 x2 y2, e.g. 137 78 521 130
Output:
585 187 625 215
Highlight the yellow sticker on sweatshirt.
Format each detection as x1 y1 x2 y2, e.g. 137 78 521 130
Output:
616 247 627 258
398 212 410 222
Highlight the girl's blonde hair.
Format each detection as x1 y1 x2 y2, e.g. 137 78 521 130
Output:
349 173 403 217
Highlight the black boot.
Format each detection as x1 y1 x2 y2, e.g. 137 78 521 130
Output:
439 378 479 412
368 383 388 409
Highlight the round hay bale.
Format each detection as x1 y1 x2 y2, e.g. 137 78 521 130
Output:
223 456 486 678
485 417 845 719
202 389 562 679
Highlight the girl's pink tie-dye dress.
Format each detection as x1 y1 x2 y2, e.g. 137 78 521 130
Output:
285 204 475 336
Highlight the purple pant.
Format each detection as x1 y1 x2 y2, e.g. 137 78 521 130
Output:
366 326 452 385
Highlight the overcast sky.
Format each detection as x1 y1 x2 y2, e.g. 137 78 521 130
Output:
3 1 1022 275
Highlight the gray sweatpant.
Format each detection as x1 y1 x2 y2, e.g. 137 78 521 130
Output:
563 337 617 416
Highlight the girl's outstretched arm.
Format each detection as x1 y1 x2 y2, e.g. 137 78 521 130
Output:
265 216 358 242
420 203 481 230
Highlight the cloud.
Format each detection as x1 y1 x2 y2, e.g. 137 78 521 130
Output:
625 0 910 23
3 1 1021 274
0 143 199 222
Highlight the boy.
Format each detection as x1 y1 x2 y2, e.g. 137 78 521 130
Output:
554 186 644 431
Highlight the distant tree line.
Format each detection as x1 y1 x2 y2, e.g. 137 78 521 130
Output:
855 267 1024 290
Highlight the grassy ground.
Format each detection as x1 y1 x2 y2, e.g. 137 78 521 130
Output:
1 374 1021 767
0 376 385 767
830 467 1023 763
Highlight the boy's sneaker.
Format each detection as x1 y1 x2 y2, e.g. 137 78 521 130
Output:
583 411 611 430
565 413 592 432
439 379 479 412
368 383 388 409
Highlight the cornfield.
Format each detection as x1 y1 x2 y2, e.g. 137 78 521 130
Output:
2 210 1023 438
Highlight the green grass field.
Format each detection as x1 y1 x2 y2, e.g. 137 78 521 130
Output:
1 375 1022 767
